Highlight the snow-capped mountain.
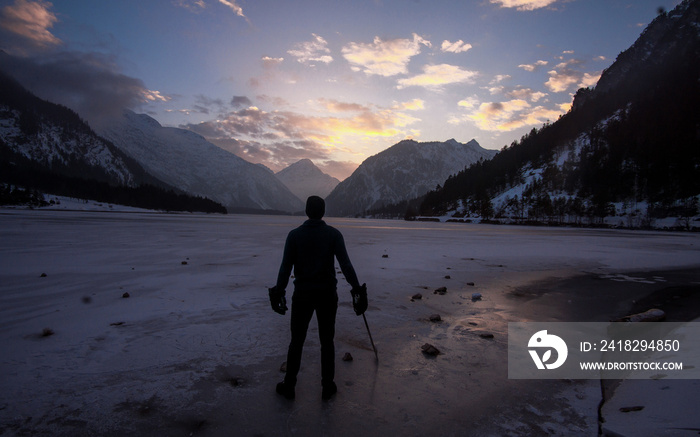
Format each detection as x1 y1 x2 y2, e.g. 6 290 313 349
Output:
0 109 136 186
275 159 339 201
325 139 496 216
0 72 148 188
95 110 304 213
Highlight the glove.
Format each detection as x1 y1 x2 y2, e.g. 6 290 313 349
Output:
268 286 288 315
350 283 368 316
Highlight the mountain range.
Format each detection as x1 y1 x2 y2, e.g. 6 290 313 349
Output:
325 139 496 216
94 110 304 213
1 70 489 215
2 0 697 222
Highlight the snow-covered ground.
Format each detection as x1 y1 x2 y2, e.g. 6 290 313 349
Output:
1 209 699 436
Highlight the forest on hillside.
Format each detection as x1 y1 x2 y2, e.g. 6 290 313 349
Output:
412 5 700 229
0 71 227 213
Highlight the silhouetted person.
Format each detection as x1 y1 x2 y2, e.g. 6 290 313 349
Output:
269 195 367 401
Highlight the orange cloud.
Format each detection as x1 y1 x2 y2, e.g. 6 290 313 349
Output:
580 71 601 88
318 99 369 113
450 98 565 132
457 96 479 109
470 100 564 131
395 98 425 111
545 59 601 92
185 99 422 156
185 97 426 178
0 0 60 47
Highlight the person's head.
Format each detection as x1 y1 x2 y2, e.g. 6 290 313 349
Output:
305 196 325 220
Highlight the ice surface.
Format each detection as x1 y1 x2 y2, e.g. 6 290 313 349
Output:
1 210 699 436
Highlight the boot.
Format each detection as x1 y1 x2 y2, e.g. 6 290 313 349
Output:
321 381 337 401
276 381 295 400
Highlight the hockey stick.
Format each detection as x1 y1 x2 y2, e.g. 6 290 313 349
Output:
362 313 378 362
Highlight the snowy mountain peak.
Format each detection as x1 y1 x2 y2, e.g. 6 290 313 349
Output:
275 159 340 200
96 111 304 213
325 138 496 216
285 158 317 173
124 110 163 129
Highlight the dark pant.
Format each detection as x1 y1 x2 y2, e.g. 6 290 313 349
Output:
284 290 338 388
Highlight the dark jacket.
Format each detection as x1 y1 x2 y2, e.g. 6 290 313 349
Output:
275 219 360 294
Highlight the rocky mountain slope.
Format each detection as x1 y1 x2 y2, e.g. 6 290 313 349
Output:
0 73 141 188
275 159 339 201
325 139 496 216
0 72 225 212
96 110 305 213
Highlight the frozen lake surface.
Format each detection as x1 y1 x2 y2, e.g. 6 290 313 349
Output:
1 210 699 436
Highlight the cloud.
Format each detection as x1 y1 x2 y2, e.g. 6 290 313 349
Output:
505 87 547 102
261 56 284 68
545 59 601 92
143 89 171 102
209 137 329 170
457 95 480 109
518 60 548 72
467 99 563 131
490 0 560 11
231 95 253 108
491 74 511 84
395 98 425 111
397 64 478 89
184 100 421 143
318 99 369 113
173 0 206 12
450 95 564 132
317 160 358 181
544 70 578 92
257 94 289 107
342 33 430 77
0 51 155 126
0 0 60 50
441 40 472 53
181 98 423 178
288 34 333 65
579 71 601 88
488 86 504 95
218 0 246 19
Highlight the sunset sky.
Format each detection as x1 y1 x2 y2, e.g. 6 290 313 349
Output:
0 0 682 180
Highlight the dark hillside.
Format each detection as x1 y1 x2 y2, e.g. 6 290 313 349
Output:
419 0 700 226
0 71 226 213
